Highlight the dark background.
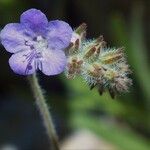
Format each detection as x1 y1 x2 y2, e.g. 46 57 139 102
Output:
0 0 150 150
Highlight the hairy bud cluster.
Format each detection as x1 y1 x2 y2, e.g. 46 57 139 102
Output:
65 23 132 98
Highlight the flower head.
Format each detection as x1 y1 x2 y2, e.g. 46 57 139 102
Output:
0 9 73 75
65 24 132 98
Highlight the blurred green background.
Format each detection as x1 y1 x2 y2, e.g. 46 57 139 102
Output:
0 0 150 150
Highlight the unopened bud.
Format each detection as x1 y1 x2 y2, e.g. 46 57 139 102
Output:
66 56 83 79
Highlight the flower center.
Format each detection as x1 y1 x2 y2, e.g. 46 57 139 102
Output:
33 36 48 53
25 36 48 54
24 36 48 73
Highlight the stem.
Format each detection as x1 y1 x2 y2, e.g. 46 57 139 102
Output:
28 73 60 150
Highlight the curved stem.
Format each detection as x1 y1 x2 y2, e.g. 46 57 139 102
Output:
28 73 60 150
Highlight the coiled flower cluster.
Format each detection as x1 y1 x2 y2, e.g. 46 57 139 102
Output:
65 23 132 98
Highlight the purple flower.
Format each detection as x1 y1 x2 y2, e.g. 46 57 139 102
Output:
0 9 73 75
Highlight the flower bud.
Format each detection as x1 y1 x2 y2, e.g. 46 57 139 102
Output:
66 56 83 79
100 47 125 65
82 36 106 61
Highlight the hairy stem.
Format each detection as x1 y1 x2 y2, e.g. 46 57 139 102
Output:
28 73 60 150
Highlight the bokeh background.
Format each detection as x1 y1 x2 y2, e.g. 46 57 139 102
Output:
0 0 150 150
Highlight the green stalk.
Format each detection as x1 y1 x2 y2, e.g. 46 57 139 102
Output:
28 73 60 150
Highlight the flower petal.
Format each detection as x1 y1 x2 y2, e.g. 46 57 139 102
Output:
47 20 73 50
0 23 34 53
40 49 67 75
9 50 36 75
20 9 48 35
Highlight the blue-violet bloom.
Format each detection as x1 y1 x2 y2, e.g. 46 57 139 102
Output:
0 9 73 75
